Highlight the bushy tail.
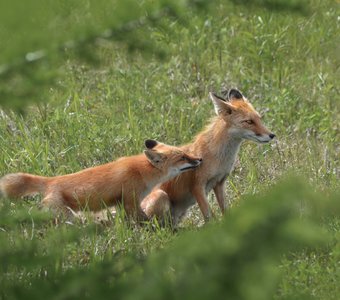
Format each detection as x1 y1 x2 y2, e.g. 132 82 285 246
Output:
0 173 49 199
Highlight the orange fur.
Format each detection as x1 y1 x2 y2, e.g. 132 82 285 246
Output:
142 89 275 224
0 140 202 219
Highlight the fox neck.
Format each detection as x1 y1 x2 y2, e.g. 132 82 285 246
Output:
138 158 173 195
193 116 243 162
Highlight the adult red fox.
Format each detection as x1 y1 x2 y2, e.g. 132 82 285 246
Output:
0 139 202 219
141 89 275 224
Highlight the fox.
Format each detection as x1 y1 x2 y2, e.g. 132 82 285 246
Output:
0 139 202 219
141 89 275 225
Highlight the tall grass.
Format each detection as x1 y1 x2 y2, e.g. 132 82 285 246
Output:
0 0 339 299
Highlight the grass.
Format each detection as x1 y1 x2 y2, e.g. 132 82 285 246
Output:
0 0 339 299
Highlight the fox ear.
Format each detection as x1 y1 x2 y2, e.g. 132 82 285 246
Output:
144 150 165 168
228 88 244 101
209 92 235 116
145 139 158 149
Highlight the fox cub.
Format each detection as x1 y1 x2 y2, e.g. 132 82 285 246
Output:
0 139 202 219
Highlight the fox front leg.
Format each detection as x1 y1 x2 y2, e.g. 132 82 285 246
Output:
192 186 212 222
213 180 227 214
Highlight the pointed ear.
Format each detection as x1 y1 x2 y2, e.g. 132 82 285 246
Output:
209 92 235 116
228 88 244 101
145 139 158 149
144 150 166 168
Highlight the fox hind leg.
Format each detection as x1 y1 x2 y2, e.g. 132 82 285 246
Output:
141 189 171 224
40 192 71 216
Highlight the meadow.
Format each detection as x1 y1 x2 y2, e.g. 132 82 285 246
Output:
0 0 339 299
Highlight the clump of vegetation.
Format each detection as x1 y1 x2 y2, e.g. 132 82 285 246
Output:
0 178 339 299
0 0 339 299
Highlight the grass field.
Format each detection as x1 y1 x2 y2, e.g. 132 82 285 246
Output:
0 0 339 299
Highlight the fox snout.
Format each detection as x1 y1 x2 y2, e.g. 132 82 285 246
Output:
180 157 202 172
192 157 203 166
254 132 276 143
189 157 203 168
192 158 203 164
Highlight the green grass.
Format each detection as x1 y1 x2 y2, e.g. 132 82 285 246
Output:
0 0 339 299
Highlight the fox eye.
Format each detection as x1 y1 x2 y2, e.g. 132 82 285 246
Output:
180 156 186 161
244 120 254 125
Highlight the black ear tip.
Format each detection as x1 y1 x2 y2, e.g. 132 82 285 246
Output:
145 139 158 149
229 88 243 100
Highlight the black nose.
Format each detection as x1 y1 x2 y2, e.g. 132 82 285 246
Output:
195 158 203 164
269 133 276 139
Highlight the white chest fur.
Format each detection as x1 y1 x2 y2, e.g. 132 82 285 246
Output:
204 138 242 193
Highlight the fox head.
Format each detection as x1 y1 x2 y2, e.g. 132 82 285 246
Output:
209 89 275 143
144 139 202 176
